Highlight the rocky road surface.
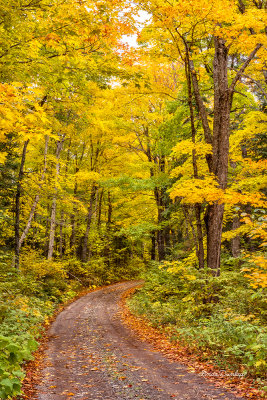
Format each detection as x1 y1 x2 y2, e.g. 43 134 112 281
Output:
36 281 244 400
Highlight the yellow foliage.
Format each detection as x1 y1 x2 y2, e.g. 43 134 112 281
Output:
75 170 101 183
230 112 267 158
172 140 212 158
0 152 7 164
242 258 267 289
222 224 251 241
160 254 198 278
21 250 67 279
0 83 51 146
170 175 224 204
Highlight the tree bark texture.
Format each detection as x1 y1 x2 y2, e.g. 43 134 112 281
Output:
14 139 29 270
205 37 230 275
231 215 241 258
186 32 261 276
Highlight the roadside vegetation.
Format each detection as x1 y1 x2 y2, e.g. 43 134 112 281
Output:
0 0 266 398
0 249 141 399
128 258 266 384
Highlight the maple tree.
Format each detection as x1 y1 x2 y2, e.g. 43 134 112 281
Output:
135 0 267 275
0 0 266 398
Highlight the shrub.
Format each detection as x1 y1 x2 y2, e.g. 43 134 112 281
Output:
128 260 266 379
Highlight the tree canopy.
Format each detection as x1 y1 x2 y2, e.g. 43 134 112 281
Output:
0 1 266 398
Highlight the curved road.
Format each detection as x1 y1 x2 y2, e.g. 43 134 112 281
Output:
37 281 243 400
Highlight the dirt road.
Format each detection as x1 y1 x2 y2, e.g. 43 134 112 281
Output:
36 281 243 400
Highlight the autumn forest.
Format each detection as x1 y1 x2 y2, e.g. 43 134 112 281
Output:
0 0 266 399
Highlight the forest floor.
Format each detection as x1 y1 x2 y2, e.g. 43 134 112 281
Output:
21 281 249 400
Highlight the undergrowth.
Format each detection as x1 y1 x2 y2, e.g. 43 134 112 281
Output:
127 259 267 388
0 249 142 399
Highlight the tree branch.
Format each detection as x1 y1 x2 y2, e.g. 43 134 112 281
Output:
239 73 267 99
229 44 262 92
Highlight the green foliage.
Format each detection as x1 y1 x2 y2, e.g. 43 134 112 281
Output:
128 261 267 380
0 0 266 395
0 335 37 399
0 251 82 399
0 243 143 399
65 255 144 288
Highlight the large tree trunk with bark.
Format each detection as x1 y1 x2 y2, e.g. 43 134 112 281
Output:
186 30 261 276
205 203 225 275
205 37 230 276
14 139 29 270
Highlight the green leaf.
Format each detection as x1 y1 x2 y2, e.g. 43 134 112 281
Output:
0 378 13 394
12 370 25 379
0 336 10 350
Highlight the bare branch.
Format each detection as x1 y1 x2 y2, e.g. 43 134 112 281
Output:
240 73 267 99
230 44 262 92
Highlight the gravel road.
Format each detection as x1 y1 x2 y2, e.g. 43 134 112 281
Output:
36 281 244 400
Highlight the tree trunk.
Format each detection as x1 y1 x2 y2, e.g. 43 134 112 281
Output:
185 54 205 269
155 187 166 261
151 230 156 260
205 37 230 276
70 151 83 252
231 215 241 257
59 210 64 258
81 185 96 263
107 190 112 227
47 139 63 260
19 135 49 250
44 205 49 255
164 227 171 256
14 139 29 270
195 204 205 269
206 39 261 275
205 203 225 275
70 211 76 251
181 32 261 275
97 189 104 228
70 177 77 252
157 229 165 261
47 197 57 260
182 205 197 251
